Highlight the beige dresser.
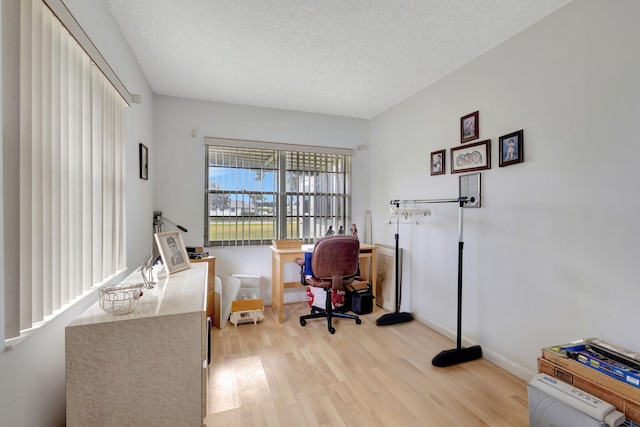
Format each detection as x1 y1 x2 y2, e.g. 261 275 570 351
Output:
66 263 208 426
190 256 217 327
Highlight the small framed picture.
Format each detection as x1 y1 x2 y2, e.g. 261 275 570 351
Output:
154 231 190 274
459 172 481 208
139 143 149 180
460 111 479 143
450 139 491 174
430 149 446 175
499 130 524 167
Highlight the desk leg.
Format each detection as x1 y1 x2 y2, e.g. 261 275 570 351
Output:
278 258 285 323
370 249 377 306
271 254 278 314
270 253 286 323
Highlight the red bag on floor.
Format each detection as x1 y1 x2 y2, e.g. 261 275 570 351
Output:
306 287 345 310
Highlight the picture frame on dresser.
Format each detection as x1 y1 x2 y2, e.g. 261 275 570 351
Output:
155 231 190 274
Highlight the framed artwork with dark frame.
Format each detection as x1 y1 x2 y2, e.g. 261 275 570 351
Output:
430 149 446 175
499 130 524 167
154 231 190 274
139 143 149 180
460 111 479 143
450 139 491 173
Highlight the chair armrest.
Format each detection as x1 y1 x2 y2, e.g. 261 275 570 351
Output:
295 257 307 286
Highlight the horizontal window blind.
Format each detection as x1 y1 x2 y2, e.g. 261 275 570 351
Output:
285 151 350 241
206 141 351 246
207 146 278 246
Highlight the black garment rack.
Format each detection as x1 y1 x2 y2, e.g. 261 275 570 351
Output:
376 196 482 367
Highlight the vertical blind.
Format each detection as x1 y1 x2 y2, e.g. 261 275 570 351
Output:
7 0 126 338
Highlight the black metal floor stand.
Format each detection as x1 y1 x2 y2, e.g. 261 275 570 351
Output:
375 197 482 366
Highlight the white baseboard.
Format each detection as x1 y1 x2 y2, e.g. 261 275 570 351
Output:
412 312 536 382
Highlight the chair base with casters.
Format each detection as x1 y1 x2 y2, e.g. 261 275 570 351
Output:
300 288 361 334
296 235 363 334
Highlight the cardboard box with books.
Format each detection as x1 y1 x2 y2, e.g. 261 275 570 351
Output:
539 339 640 423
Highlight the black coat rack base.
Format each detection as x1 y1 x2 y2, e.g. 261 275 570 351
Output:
432 345 483 367
376 217 413 327
376 311 413 326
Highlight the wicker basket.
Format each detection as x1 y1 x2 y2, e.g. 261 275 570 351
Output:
272 239 303 249
98 283 144 315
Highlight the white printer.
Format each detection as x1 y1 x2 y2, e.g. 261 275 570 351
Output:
528 373 626 427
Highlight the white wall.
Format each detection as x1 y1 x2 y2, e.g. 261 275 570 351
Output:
370 0 640 379
0 0 154 425
153 96 370 304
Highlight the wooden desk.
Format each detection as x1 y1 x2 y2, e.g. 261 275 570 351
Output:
270 243 377 323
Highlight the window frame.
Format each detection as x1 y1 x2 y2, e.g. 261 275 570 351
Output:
205 138 352 247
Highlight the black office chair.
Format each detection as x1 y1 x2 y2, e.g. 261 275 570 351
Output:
295 235 362 334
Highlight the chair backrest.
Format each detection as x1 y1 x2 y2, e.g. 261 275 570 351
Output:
311 235 360 288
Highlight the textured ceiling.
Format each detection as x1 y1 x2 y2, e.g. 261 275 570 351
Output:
104 0 573 119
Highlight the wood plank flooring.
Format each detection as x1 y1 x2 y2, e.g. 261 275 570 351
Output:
207 303 529 426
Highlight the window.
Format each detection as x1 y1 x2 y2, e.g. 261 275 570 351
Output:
205 139 352 246
3 0 129 341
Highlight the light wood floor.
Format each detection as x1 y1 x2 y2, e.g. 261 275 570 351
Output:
207 303 529 426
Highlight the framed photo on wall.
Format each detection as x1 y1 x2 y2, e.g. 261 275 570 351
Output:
450 139 491 173
499 130 524 167
154 231 190 274
460 111 479 143
139 143 149 180
430 149 446 175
